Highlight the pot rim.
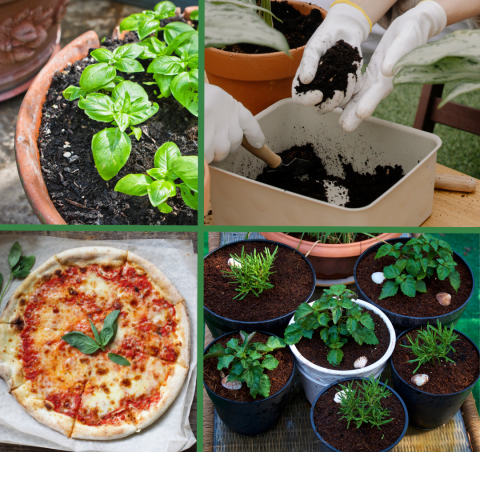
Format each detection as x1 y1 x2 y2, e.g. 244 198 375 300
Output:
353 237 475 321
310 377 409 452
391 326 480 397
288 298 396 375
203 329 296 405
204 238 317 324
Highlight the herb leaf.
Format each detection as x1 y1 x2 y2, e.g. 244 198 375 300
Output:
89 319 103 349
100 310 120 346
108 353 131 366
8 242 21 269
62 332 100 354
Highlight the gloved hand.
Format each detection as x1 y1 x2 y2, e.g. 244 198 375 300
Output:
340 1 447 132
292 2 371 113
205 84 265 164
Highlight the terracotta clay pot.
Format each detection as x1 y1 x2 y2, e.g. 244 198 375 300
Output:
204 160 210 216
15 30 99 224
261 233 402 280
0 0 69 102
204 1 326 115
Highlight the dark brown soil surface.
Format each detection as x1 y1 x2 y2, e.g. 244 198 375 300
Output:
255 144 404 209
204 332 294 402
286 232 371 244
224 1 324 54
204 241 314 321
356 250 472 317
37 32 198 225
296 311 390 370
313 379 406 451
393 329 480 394
295 40 362 104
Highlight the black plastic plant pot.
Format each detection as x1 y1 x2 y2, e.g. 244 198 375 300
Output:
310 377 409 452
204 239 316 339
353 237 474 331
390 327 480 429
203 330 296 436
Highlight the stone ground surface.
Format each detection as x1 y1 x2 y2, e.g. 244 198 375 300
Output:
0 0 142 225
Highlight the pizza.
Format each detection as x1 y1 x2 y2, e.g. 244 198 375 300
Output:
0 247 189 440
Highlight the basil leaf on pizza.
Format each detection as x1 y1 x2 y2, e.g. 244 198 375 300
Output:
100 309 120 346
108 353 131 366
62 331 101 354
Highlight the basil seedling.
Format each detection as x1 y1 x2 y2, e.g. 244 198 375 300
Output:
115 141 198 213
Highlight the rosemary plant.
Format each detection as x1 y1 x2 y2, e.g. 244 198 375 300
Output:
402 320 459 373
222 246 278 300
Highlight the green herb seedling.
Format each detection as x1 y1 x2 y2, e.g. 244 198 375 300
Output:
0 242 35 307
222 246 278 300
114 141 198 213
284 284 378 366
62 310 130 366
375 234 460 299
402 320 458 373
203 331 286 399
337 376 393 429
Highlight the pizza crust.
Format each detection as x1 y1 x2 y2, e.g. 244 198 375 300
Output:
71 418 137 440
0 323 25 390
56 246 128 269
174 301 190 369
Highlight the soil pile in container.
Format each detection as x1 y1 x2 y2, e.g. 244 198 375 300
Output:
356 251 472 317
224 1 324 54
286 232 371 243
296 311 390 371
313 379 405 451
37 32 198 225
393 330 480 394
255 143 404 208
204 241 314 321
204 332 294 402
295 40 362 105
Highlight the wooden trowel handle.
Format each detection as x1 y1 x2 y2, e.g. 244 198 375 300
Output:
242 136 282 169
435 174 476 193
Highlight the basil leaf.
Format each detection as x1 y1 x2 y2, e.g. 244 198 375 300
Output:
187 54 198 70
90 48 114 63
112 80 149 102
179 184 198 210
147 55 184 75
138 37 167 59
113 112 130 132
119 13 145 32
158 203 173 214
108 353 131 366
115 174 152 196
170 70 198 116
146 168 166 181
127 100 159 125
63 85 87 101
89 319 103 348
138 17 160 40
78 93 115 122
171 156 198 191
100 310 120 346
155 1 176 18
153 73 173 97
80 63 116 92
163 22 195 44
175 32 198 57
165 30 196 56
62 332 100 354
8 242 21 269
114 58 144 73
154 141 181 173
147 179 176 207
92 127 131 180
130 126 142 141
114 44 144 60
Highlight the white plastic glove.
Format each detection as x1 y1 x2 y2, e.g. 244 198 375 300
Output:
340 1 447 132
292 3 371 113
204 84 265 164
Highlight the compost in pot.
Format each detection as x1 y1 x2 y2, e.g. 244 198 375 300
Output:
204 241 313 322
313 377 406 452
224 1 324 54
295 40 362 105
255 143 404 209
203 331 294 402
356 234 472 317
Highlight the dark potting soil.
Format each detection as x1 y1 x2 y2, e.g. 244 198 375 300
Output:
204 332 294 402
393 329 480 395
295 40 362 104
313 379 405 452
223 1 324 54
204 241 314 322
356 250 473 317
255 144 404 209
286 232 371 244
296 311 390 371
37 32 198 225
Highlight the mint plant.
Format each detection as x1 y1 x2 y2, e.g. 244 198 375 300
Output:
336 377 393 429
375 234 460 299
222 246 278 300
115 141 198 214
203 331 286 399
402 320 458 373
284 284 378 366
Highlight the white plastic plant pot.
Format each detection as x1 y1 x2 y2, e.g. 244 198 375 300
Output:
209 98 442 226
289 299 396 404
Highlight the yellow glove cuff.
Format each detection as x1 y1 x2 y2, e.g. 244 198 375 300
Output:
330 0 373 33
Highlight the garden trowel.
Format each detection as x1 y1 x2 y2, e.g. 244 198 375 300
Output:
242 137 314 177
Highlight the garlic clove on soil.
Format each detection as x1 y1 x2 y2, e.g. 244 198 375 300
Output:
436 293 451 306
411 374 429 387
221 377 242 390
371 272 385 284
354 356 368 369
228 258 241 268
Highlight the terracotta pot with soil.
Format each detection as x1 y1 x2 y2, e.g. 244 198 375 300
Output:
204 239 316 339
204 330 296 436
311 377 409 452
261 232 401 280
391 326 480 429
205 0 326 115
288 298 396 404
354 237 474 331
